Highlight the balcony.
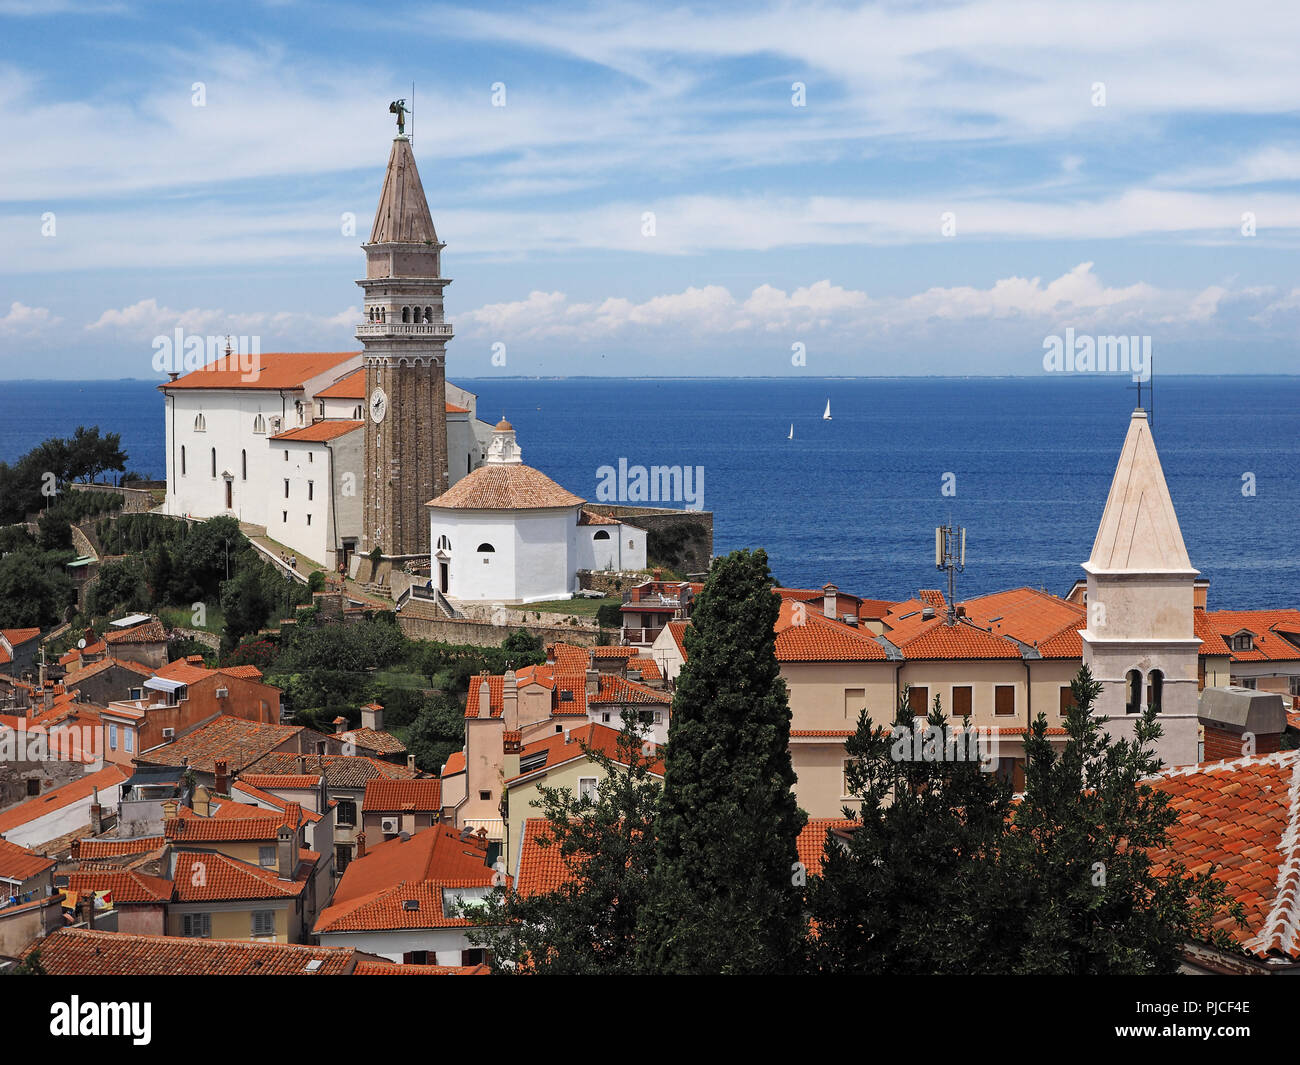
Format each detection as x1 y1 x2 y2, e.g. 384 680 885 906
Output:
622 591 680 609
621 626 664 646
355 322 454 338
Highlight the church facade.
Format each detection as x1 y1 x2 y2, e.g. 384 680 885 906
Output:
159 130 494 572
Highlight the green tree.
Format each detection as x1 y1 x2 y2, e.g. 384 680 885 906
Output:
0 551 74 628
636 548 807 974
220 565 271 652
66 426 127 483
807 689 1015 973
465 714 663 973
404 692 468 773
172 516 243 602
86 557 147 616
993 666 1246 974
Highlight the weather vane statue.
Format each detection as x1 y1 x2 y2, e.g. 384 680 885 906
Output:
388 98 408 136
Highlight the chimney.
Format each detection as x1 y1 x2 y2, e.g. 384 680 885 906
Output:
70 838 81 860
89 802 103 835
502 671 518 731
1194 578 1209 611
823 583 838 619
333 716 347 735
79 893 94 930
214 759 229 795
162 798 178 821
586 669 599 696
43 687 54 712
361 702 384 732
477 676 491 719
192 785 210 818
276 823 296 881
38 657 47 687
653 569 662 582
407 753 416 771
83 626 95 647
296 755 306 775
355 831 366 860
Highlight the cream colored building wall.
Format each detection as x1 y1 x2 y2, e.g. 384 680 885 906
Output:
167 899 299 943
505 756 615 868
781 661 895 732
791 741 860 819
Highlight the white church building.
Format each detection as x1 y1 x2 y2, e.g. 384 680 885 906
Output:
159 352 495 571
426 419 646 603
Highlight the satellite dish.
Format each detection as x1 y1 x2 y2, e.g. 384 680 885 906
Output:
77 639 86 649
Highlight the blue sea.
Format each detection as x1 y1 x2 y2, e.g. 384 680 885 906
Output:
2 376 1297 609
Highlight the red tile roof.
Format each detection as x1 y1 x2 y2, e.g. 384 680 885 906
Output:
346 726 407 756
1195 609 1300 663
23 927 358 975
442 751 466 776
0 836 56 881
172 850 312 901
427 463 584 510
271 419 364 442
76 836 165 859
248 753 421 788
68 869 173 904
315 825 499 933
884 615 1023 660
774 599 889 662
163 351 360 391
513 818 571 897
166 815 287 842
139 717 302 775
315 367 366 398
508 723 664 784
237 773 321 790
0 764 129 835
797 818 855 877
363 778 443 812
1150 750 1300 959
103 619 166 644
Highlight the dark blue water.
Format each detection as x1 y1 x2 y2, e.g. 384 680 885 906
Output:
2 377 1296 609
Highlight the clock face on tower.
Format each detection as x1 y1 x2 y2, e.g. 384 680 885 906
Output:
369 387 388 424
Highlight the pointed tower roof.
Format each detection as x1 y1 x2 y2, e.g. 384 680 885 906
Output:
368 137 438 244
1084 409 1196 575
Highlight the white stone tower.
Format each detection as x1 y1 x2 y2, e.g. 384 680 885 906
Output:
1080 408 1201 766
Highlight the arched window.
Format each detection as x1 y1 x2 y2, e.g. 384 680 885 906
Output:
210 448 217 478
180 446 186 476
253 414 265 434
353 405 362 419
424 306 432 322
241 449 247 480
402 306 410 323
436 535 451 551
1125 669 1142 715
194 412 206 431
477 543 495 553
1147 669 1164 713
593 530 611 541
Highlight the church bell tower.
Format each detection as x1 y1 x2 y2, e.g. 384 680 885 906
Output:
358 104 450 559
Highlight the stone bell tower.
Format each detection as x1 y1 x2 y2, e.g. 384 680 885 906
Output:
1080 408 1201 767
358 116 451 559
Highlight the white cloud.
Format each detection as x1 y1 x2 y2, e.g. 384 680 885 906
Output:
0 300 59 334
85 297 354 346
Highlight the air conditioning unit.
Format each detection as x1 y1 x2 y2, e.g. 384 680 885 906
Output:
381 817 399 834
215 687 228 699
162 727 175 740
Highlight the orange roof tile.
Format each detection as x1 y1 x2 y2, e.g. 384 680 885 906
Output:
163 351 360 391
237 773 321 790
1195 609 1300 663
363 778 443 812
508 724 664 785
68 869 173 904
248 753 420 788
271 419 364 442
139 716 303 775
76 836 165 859
166 815 286 842
0 764 129 835
1150 751 1300 959
172 850 311 901
23 928 358 975
798 818 855 877
774 599 889 662
315 825 499 933
315 367 366 398
427 463 584 510
0 836 56 881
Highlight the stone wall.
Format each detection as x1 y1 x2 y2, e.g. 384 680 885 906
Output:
396 611 600 649
66 481 155 514
0 756 85 813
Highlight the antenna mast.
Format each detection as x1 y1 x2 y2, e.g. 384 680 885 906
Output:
935 518 966 624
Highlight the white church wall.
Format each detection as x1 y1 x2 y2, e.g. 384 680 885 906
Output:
330 430 364 567
435 512 521 603
445 412 481 486
514 510 577 602
164 388 289 527
266 440 332 567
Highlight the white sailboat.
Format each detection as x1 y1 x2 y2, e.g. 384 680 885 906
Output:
788 423 794 440
822 399 832 421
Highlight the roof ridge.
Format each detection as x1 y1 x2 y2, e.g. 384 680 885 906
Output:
1246 753 1300 957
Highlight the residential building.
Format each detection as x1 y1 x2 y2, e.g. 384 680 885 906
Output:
362 778 443 842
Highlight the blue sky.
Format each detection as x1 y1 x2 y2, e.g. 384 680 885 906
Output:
1 0 1298 379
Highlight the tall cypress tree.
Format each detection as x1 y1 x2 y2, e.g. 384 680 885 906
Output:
637 548 807 973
